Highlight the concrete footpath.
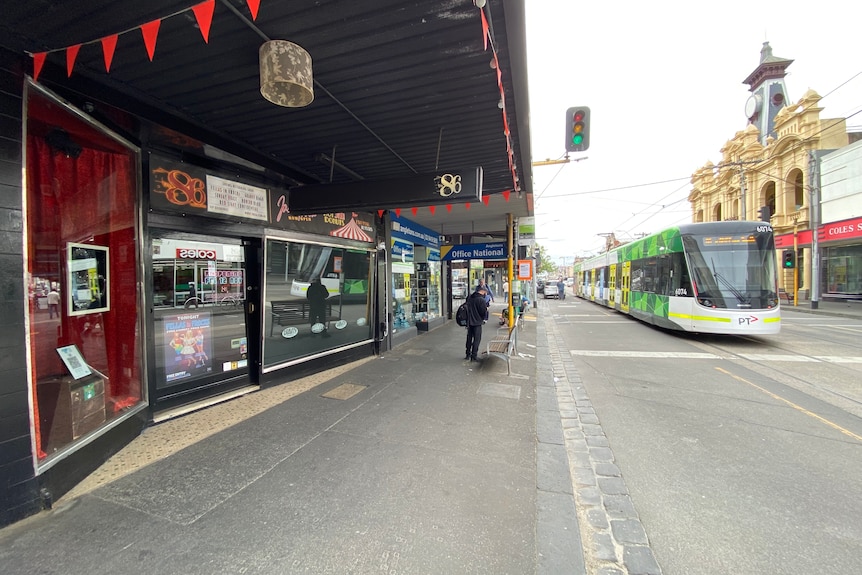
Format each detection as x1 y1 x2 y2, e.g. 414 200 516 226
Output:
0 304 588 575
2 297 857 575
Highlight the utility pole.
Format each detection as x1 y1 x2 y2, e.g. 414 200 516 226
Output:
809 150 821 310
711 160 761 220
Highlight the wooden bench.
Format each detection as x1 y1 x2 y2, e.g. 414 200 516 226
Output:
270 298 340 336
483 325 518 375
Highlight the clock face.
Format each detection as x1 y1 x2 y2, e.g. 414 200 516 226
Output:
745 94 761 119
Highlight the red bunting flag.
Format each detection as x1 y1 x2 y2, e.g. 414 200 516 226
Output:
32 52 46 82
247 0 261 20
502 190 510 202
429 206 436 215
410 207 418 216
192 0 216 43
465 203 471 210
141 19 161 61
482 196 490 206
446 204 452 212
480 9 489 51
395 208 401 217
66 44 80 77
377 209 385 218
101 35 118 72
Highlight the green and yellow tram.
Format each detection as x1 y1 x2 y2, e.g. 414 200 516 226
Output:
573 221 781 335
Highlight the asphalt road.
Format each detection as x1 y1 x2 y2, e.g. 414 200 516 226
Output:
547 299 862 575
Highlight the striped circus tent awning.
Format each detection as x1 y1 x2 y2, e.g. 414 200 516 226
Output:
330 218 373 242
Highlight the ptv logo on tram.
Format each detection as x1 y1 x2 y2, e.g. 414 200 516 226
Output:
738 315 760 325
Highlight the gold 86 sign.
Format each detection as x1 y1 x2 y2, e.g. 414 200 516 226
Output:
435 173 462 197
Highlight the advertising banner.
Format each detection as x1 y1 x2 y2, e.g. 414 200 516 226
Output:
163 312 213 384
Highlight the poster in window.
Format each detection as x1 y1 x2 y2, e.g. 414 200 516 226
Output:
67 243 110 316
163 311 213 384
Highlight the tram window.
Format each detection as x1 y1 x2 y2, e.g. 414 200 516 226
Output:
670 253 692 296
657 255 671 295
642 258 657 293
630 261 643 291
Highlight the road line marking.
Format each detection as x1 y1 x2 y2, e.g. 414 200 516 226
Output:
570 350 721 359
738 354 819 362
812 356 862 363
568 350 862 363
714 366 862 443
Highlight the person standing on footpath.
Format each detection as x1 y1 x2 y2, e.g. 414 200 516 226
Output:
465 286 488 361
476 278 494 321
47 287 60 319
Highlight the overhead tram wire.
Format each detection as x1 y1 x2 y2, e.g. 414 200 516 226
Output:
614 181 692 235
537 175 692 200
534 153 570 201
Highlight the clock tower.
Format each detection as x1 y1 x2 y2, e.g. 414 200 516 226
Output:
742 42 793 145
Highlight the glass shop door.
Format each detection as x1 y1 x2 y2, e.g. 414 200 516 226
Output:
150 232 259 411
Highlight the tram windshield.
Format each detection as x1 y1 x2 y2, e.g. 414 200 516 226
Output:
683 231 778 309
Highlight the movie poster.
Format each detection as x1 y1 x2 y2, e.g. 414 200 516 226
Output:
163 311 213 384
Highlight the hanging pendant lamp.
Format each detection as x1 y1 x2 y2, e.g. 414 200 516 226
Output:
259 40 314 107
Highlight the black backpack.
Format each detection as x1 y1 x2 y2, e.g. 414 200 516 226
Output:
455 302 469 327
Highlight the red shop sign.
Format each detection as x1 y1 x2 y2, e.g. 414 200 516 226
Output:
819 216 862 243
176 248 217 260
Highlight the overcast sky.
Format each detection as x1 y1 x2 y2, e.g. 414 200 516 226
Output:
524 0 862 264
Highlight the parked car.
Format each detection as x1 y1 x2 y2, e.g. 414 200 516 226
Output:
452 281 467 299
543 283 559 299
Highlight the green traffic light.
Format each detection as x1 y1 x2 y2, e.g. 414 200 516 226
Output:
572 134 583 145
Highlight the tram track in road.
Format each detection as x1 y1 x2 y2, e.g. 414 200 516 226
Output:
681 332 862 419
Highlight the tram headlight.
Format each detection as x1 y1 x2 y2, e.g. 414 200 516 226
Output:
697 297 716 308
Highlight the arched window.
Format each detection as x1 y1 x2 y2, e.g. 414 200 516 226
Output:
762 181 776 216
793 170 804 209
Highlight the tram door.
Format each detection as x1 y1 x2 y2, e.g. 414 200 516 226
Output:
620 261 630 313
608 264 616 308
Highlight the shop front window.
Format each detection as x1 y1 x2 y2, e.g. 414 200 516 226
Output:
823 246 862 295
263 238 374 369
25 84 143 461
151 235 249 391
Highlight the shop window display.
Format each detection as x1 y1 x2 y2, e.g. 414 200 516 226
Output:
25 85 144 461
263 238 374 370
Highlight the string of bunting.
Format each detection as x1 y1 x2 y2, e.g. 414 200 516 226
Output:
479 6 520 198
28 1 520 215
29 0 262 82
374 187 514 220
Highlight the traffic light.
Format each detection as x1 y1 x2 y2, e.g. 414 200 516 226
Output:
565 106 590 152
782 249 796 269
758 206 771 222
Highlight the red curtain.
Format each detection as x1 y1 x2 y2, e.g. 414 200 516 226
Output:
27 112 141 456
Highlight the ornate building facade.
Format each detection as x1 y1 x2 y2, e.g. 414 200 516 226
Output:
689 44 849 300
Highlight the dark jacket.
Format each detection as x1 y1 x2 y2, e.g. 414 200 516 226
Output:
466 290 488 326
